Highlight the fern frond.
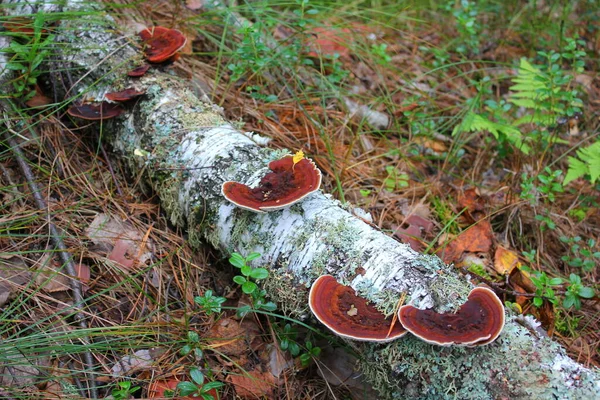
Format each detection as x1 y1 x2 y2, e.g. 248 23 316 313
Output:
564 141 600 184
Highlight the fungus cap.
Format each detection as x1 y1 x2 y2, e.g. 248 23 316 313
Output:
127 64 151 77
221 155 321 213
139 26 187 63
309 275 407 342
105 88 146 102
67 103 124 120
398 286 505 346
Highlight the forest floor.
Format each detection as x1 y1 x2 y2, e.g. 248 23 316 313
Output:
1 0 599 399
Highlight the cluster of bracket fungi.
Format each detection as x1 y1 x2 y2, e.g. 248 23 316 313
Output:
309 275 505 346
220 157 505 346
66 26 186 120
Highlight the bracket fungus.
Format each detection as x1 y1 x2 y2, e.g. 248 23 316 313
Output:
105 88 145 102
67 103 124 120
127 64 151 77
309 275 407 342
398 286 505 346
139 26 187 64
221 155 321 212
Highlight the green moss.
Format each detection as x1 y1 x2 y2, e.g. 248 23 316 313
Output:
179 103 226 130
358 315 600 399
261 270 309 317
229 211 252 249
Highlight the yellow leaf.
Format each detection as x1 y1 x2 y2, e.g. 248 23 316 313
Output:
292 150 305 166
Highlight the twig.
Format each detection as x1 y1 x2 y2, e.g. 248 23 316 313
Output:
2 110 98 399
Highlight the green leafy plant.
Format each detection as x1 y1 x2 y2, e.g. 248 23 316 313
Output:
384 166 409 192
195 290 227 316
534 214 556 231
298 340 321 367
371 43 392 65
563 273 595 310
444 0 482 55
229 252 277 316
3 13 55 101
276 323 321 367
174 368 223 400
278 323 301 356
180 330 204 361
564 141 600 185
453 37 586 157
525 268 562 307
560 236 600 272
520 168 564 205
554 309 584 337
111 381 140 400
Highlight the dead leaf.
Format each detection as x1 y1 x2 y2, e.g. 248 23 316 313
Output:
24 84 51 109
111 348 165 376
0 348 43 386
306 26 352 58
394 214 434 251
413 136 448 153
108 239 136 269
457 188 486 223
316 347 378 399
205 318 249 357
438 221 493 264
85 213 154 269
33 254 90 293
185 0 203 11
266 345 293 379
227 369 276 399
0 257 31 307
494 246 520 275
509 266 537 293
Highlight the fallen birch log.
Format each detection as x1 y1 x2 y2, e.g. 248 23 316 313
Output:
3 2 599 398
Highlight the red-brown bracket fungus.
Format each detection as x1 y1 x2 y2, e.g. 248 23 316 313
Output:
309 275 407 342
67 103 124 120
398 286 505 346
105 88 145 102
139 26 187 64
127 64 151 77
221 155 322 212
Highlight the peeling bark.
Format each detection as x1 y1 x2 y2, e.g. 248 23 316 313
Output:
3 2 600 399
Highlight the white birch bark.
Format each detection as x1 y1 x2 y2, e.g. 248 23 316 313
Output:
3 1 599 398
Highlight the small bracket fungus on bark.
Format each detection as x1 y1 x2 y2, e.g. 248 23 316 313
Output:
221 155 322 213
309 275 407 342
139 26 187 64
127 64 151 77
105 88 146 102
66 103 124 120
398 286 505 346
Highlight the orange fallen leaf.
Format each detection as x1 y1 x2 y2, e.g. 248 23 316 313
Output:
25 85 52 108
227 370 275 399
457 188 486 223
438 220 493 264
205 318 248 357
494 246 520 275
306 27 352 58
